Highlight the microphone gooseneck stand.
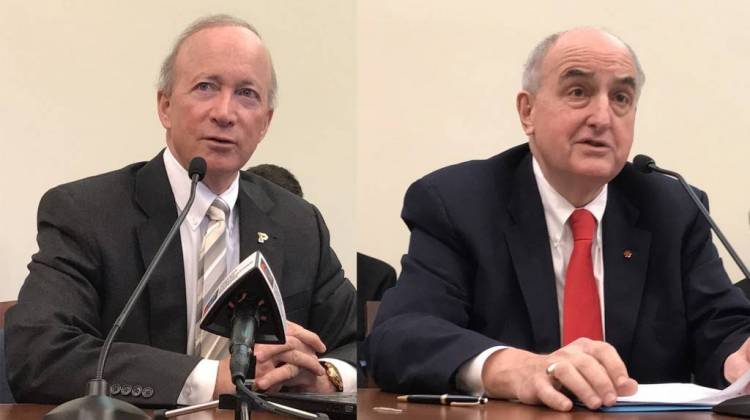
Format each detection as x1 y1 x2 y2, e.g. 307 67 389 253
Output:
632 155 750 281
633 154 750 418
44 158 207 420
154 300 328 420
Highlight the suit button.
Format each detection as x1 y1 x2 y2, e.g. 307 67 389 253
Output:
120 385 132 396
142 387 154 399
131 385 142 397
109 384 121 395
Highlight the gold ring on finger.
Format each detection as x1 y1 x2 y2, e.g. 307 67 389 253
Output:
287 364 300 378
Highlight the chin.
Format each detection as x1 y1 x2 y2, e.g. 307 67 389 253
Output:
204 157 243 173
581 152 623 169
572 162 621 183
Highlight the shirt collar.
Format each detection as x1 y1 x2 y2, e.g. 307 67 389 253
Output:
163 147 240 231
532 157 607 245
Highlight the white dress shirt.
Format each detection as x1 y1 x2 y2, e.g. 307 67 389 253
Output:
456 157 608 395
162 148 355 404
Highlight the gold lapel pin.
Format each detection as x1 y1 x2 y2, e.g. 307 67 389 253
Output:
623 249 633 259
257 232 269 244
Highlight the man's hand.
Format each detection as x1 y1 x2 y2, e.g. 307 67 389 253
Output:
253 321 332 393
481 338 638 411
724 336 750 390
212 321 334 398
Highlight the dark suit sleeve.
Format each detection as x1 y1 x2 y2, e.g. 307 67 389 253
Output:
307 205 357 365
366 178 500 393
5 186 200 406
683 191 750 387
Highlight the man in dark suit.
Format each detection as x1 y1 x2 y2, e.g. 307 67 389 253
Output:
6 15 356 406
367 27 750 411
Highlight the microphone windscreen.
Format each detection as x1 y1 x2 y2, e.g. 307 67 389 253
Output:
188 157 207 181
632 154 656 174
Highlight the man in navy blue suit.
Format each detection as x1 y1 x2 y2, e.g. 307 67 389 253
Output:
367 27 750 411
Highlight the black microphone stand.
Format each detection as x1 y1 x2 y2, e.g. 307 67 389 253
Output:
635 155 750 418
640 158 750 282
153 301 328 420
44 158 207 420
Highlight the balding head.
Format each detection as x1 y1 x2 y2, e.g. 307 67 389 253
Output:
522 27 645 99
515 26 641 207
158 14 278 109
156 18 276 194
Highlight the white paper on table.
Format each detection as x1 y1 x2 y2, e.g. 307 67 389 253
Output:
615 368 750 406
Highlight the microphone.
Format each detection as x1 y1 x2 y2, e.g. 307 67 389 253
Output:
631 154 750 282
200 251 287 383
44 157 207 420
188 157 207 180
195 252 328 419
632 154 656 174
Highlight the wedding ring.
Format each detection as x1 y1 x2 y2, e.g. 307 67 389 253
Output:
545 362 559 378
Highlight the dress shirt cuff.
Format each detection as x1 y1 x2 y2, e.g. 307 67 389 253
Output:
320 358 357 392
178 359 220 405
456 346 508 396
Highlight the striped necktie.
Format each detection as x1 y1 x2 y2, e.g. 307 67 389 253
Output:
194 198 231 359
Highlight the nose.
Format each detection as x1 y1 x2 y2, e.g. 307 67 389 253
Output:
586 93 612 132
209 90 236 128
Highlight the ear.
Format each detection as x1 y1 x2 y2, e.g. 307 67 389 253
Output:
516 91 535 136
257 108 275 140
157 91 172 129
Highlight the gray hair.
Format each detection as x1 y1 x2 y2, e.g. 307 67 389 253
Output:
158 14 278 109
521 28 646 98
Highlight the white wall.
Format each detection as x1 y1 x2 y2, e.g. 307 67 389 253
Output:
357 0 750 281
0 0 355 300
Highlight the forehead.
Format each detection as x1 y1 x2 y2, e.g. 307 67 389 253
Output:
541 30 636 85
173 25 271 83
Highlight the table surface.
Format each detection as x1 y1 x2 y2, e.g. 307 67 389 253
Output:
356 389 743 420
0 404 288 419
3 391 748 419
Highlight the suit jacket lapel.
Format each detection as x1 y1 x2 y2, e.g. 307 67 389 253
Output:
602 185 651 364
505 155 561 353
135 152 188 353
237 175 285 284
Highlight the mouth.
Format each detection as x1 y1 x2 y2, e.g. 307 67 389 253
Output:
577 139 610 148
203 136 235 145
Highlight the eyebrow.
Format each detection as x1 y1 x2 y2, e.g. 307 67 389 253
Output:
196 74 260 88
559 68 637 90
616 76 637 90
559 68 593 83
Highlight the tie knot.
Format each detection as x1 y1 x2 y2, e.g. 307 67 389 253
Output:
206 199 229 222
569 209 596 241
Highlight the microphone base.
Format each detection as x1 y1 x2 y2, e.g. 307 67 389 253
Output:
714 395 750 418
43 379 150 420
218 391 329 420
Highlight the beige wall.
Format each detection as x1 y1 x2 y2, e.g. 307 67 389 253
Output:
0 1 355 300
3 1 749 302
357 0 750 281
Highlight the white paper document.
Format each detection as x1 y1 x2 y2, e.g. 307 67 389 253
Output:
615 368 750 406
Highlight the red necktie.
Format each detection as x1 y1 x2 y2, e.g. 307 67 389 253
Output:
562 208 602 345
